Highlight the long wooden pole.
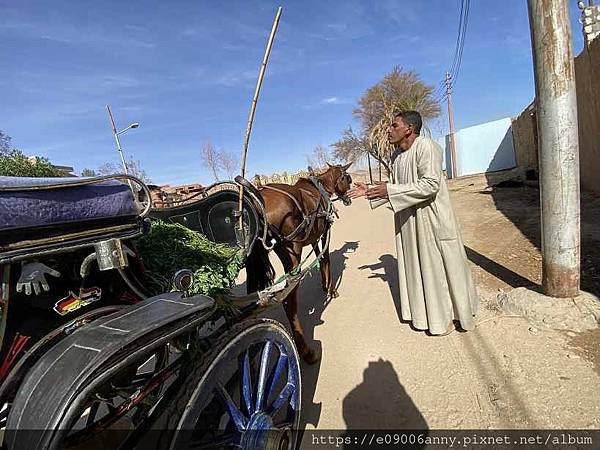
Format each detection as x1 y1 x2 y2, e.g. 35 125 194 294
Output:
238 7 283 235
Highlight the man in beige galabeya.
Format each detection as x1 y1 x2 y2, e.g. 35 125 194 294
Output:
349 110 478 335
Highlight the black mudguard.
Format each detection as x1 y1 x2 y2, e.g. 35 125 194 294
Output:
4 292 215 450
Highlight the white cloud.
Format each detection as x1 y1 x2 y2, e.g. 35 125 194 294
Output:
0 11 155 50
215 70 257 87
321 97 345 105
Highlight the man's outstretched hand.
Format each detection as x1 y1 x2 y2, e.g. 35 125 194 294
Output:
348 181 388 200
348 182 368 199
365 182 388 200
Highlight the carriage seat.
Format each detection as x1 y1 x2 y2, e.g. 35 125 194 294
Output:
149 187 261 252
0 176 140 246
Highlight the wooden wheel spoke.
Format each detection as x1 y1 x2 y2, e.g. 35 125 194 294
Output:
241 350 253 416
266 352 288 408
255 341 273 412
216 384 247 431
266 382 294 416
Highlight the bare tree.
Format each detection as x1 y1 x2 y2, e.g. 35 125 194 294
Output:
306 144 335 173
81 168 98 177
201 140 221 182
0 130 11 155
330 126 384 173
97 158 151 183
218 149 239 180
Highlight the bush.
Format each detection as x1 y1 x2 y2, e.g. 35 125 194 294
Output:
0 149 62 177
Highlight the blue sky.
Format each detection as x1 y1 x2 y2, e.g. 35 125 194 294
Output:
0 1 586 185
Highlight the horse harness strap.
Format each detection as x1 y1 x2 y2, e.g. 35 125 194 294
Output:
259 177 335 243
308 176 337 222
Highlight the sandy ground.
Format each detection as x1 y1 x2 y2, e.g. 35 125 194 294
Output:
255 173 600 445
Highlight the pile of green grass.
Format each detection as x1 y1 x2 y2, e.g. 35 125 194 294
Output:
134 220 243 298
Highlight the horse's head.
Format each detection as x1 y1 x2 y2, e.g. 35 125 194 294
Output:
320 162 353 206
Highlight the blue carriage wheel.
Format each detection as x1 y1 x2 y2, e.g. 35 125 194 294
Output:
164 319 302 450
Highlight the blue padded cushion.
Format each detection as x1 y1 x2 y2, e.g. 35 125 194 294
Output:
0 177 138 231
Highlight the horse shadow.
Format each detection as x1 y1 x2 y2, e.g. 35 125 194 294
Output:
296 241 359 431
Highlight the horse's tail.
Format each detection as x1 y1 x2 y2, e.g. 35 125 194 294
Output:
245 241 275 294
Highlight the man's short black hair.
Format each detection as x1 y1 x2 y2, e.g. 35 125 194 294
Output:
394 110 422 135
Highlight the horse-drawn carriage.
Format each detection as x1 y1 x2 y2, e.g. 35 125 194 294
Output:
0 164 352 449
0 174 310 450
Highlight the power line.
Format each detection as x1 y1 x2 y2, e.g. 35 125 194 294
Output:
436 0 469 177
432 0 471 104
432 79 447 102
451 0 470 85
449 0 466 78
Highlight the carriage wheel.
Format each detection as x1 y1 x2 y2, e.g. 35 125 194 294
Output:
57 344 171 449
152 318 301 450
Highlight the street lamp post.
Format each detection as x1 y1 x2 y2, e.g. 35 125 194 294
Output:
106 105 139 175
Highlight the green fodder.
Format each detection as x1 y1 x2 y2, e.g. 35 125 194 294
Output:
133 220 243 298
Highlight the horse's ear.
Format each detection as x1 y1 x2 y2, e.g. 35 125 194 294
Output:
342 161 353 171
326 162 333 169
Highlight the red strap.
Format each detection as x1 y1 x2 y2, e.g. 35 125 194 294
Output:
0 333 30 381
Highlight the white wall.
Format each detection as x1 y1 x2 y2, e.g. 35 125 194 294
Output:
443 117 517 178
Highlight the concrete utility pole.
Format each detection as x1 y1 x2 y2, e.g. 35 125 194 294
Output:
444 71 458 178
528 0 581 297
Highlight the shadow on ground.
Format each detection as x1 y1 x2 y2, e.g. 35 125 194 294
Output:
464 246 538 290
355 254 541 428
342 359 428 439
296 241 360 431
358 255 403 324
485 179 600 297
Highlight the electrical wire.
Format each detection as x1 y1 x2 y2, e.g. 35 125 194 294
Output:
451 0 470 85
433 0 471 102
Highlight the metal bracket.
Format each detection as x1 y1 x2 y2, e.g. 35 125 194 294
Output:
172 269 194 297
94 239 128 272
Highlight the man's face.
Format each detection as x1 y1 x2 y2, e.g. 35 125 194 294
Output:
388 116 410 145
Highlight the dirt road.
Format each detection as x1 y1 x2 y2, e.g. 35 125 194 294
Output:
275 174 600 445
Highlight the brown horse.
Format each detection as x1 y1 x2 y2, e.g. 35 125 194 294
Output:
246 163 353 364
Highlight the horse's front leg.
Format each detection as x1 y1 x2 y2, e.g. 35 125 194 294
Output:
312 242 329 294
283 287 319 365
319 234 338 299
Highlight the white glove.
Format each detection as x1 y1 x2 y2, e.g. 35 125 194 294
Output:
16 262 61 296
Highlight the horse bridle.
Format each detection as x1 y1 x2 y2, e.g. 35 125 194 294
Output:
333 172 352 206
